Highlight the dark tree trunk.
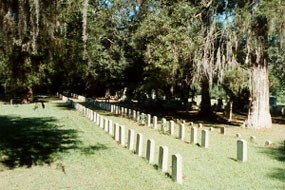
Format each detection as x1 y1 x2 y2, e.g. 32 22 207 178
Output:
199 78 213 117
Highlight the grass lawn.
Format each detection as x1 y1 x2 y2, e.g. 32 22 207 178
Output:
0 98 284 190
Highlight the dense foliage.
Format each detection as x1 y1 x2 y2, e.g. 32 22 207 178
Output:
0 0 285 127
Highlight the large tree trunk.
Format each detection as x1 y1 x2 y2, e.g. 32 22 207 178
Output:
246 15 272 129
247 63 272 128
199 78 213 117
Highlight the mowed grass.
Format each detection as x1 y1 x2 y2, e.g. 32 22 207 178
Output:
0 99 284 190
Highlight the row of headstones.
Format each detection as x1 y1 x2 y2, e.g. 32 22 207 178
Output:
66 93 248 163
60 95 184 184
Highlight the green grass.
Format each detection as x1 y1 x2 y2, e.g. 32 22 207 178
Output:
0 99 284 190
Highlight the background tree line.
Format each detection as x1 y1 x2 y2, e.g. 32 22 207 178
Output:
0 0 284 128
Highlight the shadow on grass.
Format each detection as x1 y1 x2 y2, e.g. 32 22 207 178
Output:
80 143 108 155
259 143 285 183
0 115 81 169
55 102 75 111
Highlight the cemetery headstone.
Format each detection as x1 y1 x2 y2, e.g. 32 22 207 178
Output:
146 139 155 164
179 124 185 141
108 120 113 136
119 125 126 146
169 120 175 136
128 129 135 151
250 136 256 142
158 146 168 173
201 129 209 148
191 127 198 144
220 127 225 134
237 139 247 162
172 154 183 184
104 118 109 132
153 116 158 129
136 133 143 157
114 123 120 142
265 140 272 146
161 118 167 132
147 114 151 127
140 113 146 125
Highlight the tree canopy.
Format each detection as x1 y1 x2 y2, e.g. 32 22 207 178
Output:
0 0 285 128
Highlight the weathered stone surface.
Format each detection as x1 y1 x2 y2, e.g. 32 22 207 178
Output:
104 118 109 132
265 140 272 146
179 124 185 141
169 120 175 136
108 120 113 136
114 123 120 142
201 129 209 148
172 154 183 184
161 118 167 132
119 125 125 146
147 114 151 127
146 139 155 164
153 116 158 129
220 127 225 134
93 112 97 123
250 136 256 141
140 113 146 125
128 129 135 151
191 127 198 144
136 111 140 123
99 116 104 128
237 139 247 162
198 123 203 128
158 146 168 173
133 110 136 120
136 133 143 157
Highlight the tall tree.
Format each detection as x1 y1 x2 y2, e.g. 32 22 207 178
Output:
231 0 285 128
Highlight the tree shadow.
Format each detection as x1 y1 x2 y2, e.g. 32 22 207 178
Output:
259 143 285 183
55 102 75 111
0 115 80 169
80 143 109 155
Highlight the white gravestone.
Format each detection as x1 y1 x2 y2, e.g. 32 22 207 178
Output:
158 146 168 173
161 118 167 132
136 133 143 157
146 139 155 164
128 129 135 151
179 124 185 141
172 154 183 184
191 127 198 144
108 120 113 136
147 114 151 127
114 123 120 142
169 120 175 136
119 125 125 146
153 116 158 129
201 129 209 148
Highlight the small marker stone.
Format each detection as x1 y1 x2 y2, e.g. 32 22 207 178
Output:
265 140 272 146
237 139 247 162
220 127 225 134
250 136 256 141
